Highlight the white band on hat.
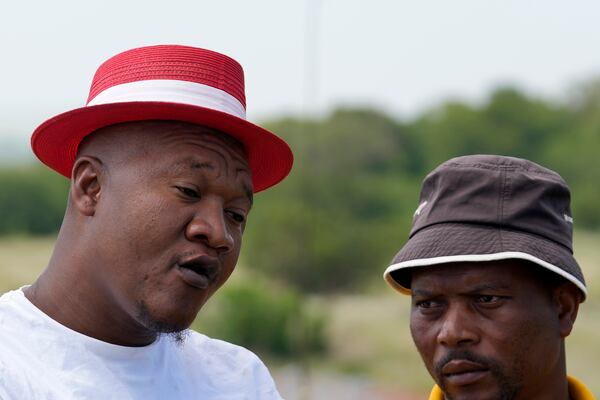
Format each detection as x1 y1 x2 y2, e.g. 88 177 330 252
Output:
87 79 247 120
383 251 588 298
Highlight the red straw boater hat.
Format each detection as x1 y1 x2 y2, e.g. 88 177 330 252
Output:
31 44 293 193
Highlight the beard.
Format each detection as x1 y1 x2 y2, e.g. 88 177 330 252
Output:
433 350 523 400
136 300 190 345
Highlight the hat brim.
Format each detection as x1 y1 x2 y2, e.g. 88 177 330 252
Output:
31 101 293 193
383 223 587 300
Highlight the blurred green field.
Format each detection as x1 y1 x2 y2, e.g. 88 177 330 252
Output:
0 232 598 395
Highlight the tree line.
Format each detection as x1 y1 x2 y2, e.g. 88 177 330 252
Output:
1 83 599 293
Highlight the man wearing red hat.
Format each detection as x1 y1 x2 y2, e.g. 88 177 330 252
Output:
384 155 595 400
0 45 293 399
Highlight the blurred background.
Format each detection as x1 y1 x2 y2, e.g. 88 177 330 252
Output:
1 1 599 398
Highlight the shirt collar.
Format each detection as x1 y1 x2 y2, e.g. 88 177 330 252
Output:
427 376 595 400
568 375 596 400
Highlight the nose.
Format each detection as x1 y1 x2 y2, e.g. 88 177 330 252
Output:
437 303 479 347
185 202 234 254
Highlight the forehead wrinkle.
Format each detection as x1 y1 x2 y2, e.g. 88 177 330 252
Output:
157 125 246 156
197 135 248 168
152 126 247 161
187 140 252 185
169 158 215 174
191 143 228 179
156 133 248 176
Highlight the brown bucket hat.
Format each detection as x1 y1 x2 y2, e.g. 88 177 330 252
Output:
383 154 587 300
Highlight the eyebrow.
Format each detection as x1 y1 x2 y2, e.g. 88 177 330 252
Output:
411 284 511 298
411 289 436 297
464 283 511 293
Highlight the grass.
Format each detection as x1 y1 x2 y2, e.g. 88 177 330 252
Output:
0 232 598 395
0 235 54 292
566 231 600 391
317 293 431 392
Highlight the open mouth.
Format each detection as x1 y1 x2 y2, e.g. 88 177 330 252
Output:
177 257 219 289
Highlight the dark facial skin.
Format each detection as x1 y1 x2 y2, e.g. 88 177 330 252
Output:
25 121 253 346
409 261 580 400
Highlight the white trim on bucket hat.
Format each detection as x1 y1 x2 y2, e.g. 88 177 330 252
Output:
384 251 587 297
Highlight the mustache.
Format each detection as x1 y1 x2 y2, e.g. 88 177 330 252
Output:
433 350 522 400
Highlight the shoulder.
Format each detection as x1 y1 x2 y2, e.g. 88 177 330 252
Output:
0 289 51 341
174 330 282 399
0 290 38 399
0 289 22 308
180 330 269 372
0 289 32 337
0 290 52 398
0 288 37 317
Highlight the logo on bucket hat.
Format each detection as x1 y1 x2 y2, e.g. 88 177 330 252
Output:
383 154 587 300
31 44 293 193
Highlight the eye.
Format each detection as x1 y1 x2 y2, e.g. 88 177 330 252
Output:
413 298 445 318
415 299 442 309
226 210 246 224
474 295 505 306
176 186 200 199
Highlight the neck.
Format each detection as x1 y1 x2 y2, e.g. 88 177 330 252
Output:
24 223 157 347
520 348 570 400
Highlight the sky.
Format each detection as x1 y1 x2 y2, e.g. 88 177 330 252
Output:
2 0 600 160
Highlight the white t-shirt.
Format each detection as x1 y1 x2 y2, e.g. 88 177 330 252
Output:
0 289 282 400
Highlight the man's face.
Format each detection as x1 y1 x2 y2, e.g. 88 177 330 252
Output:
88 122 253 337
409 261 563 400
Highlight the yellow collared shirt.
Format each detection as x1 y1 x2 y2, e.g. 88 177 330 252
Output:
428 375 595 400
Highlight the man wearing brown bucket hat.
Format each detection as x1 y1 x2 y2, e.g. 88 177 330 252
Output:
384 155 595 400
0 45 293 399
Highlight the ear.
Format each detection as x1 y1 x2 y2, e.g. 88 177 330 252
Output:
71 156 104 217
553 282 581 338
